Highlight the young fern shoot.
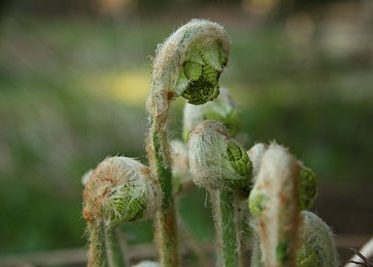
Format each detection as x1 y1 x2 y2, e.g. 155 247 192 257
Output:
83 157 161 267
248 143 337 267
80 19 340 267
146 19 230 267
171 87 241 194
248 144 302 267
188 120 252 267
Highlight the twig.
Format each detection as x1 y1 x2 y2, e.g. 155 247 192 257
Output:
345 237 373 267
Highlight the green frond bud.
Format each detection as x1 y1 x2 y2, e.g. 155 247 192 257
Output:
184 61 202 81
188 120 251 190
297 244 319 267
183 88 240 141
83 157 161 226
227 141 250 176
297 211 338 267
200 40 225 71
248 143 301 266
180 78 220 105
188 48 205 65
178 38 228 105
298 166 318 210
248 191 268 216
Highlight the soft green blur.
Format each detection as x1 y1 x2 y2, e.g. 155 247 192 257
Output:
0 0 372 257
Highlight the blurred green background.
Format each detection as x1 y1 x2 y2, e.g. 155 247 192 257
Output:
0 0 372 263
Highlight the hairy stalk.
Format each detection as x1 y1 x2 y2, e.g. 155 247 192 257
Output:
83 157 161 267
188 121 251 267
211 190 241 267
146 19 229 267
248 143 301 267
105 226 126 267
86 220 108 266
86 221 125 267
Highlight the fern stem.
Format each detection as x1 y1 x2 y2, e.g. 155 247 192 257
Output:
211 190 240 267
150 130 179 267
105 226 126 267
87 221 107 267
87 221 126 267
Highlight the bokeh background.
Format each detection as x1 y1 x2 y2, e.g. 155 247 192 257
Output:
0 0 372 265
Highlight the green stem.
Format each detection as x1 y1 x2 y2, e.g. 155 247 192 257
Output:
151 131 179 267
105 226 126 267
237 201 250 267
87 221 126 267
154 205 178 267
211 189 240 267
87 221 107 267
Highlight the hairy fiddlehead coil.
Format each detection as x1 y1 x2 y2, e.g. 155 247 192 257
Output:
297 211 338 267
83 157 161 225
247 143 318 210
146 20 229 267
188 120 251 191
188 120 251 267
183 88 240 141
248 143 301 267
83 157 161 267
147 19 230 119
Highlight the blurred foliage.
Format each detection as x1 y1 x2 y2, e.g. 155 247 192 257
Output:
0 9 372 256
1 0 344 17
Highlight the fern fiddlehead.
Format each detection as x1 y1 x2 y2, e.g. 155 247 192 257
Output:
83 157 161 267
146 19 230 267
188 120 252 267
